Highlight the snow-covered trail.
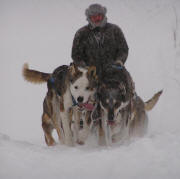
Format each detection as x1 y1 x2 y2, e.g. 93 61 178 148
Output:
1 132 180 179
0 0 180 178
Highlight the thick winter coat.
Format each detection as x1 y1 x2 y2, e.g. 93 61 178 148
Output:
71 23 129 75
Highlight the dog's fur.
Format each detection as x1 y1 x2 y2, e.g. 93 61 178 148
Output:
22 63 96 146
97 65 162 145
69 106 93 145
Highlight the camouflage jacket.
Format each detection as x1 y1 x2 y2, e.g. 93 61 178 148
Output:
71 23 129 75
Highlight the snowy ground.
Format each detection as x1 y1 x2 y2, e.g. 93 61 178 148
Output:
0 0 180 179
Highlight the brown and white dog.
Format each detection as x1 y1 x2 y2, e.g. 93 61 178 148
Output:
22 63 97 146
96 64 162 145
69 66 97 145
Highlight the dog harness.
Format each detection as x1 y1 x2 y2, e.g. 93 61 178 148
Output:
49 77 61 96
72 95 78 106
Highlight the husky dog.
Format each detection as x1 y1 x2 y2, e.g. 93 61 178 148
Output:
22 63 96 146
69 66 97 145
96 65 162 145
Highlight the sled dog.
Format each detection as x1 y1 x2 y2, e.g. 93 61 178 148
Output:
96 65 162 145
22 63 96 146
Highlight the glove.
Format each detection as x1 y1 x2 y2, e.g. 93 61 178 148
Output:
112 63 124 70
115 59 124 66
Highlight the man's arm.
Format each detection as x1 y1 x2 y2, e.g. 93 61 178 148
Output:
114 26 129 65
71 30 87 67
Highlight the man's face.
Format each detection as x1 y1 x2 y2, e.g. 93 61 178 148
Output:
90 14 104 24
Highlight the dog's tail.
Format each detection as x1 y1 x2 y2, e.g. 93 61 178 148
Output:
145 90 163 111
22 63 51 84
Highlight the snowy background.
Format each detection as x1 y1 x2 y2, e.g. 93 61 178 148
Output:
0 0 180 178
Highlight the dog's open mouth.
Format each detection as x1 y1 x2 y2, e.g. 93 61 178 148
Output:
78 102 94 111
107 120 115 125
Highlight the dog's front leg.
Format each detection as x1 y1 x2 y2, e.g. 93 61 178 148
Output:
53 112 65 145
98 118 106 146
111 124 129 143
77 111 90 145
71 107 80 144
60 92 74 146
61 110 74 146
103 120 112 146
98 112 112 146
52 94 65 144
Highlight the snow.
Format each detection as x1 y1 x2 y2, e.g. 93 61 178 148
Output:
0 0 180 178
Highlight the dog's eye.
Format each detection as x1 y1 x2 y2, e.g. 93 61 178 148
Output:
86 86 90 90
74 86 78 89
114 102 120 108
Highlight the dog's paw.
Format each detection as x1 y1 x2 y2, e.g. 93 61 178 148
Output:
47 141 56 146
65 139 74 147
77 140 85 145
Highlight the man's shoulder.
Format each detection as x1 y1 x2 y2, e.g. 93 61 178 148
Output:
106 23 121 31
75 25 90 35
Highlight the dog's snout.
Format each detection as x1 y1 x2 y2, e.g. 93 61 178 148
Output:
108 111 114 121
77 96 84 103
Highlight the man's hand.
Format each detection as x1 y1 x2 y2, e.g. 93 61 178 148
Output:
115 60 124 66
112 63 124 70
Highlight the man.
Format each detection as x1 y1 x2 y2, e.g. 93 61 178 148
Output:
71 4 134 121
71 3 129 76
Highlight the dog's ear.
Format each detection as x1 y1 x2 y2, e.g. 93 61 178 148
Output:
119 82 126 95
88 66 97 80
69 63 78 76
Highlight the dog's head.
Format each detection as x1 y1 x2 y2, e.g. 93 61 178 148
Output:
98 82 129 124
69 63 97 108
98 65 133 124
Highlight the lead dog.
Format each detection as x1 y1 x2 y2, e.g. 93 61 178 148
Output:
96 65 162 145
22 63 96 146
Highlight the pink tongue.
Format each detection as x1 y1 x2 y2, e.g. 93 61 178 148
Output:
108 121 115 125
82 103 94 111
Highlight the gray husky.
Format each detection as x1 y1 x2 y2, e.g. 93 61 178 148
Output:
96 65 162 145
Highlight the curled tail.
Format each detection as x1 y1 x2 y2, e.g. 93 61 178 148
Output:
22 63 51 84
145 90 163 111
